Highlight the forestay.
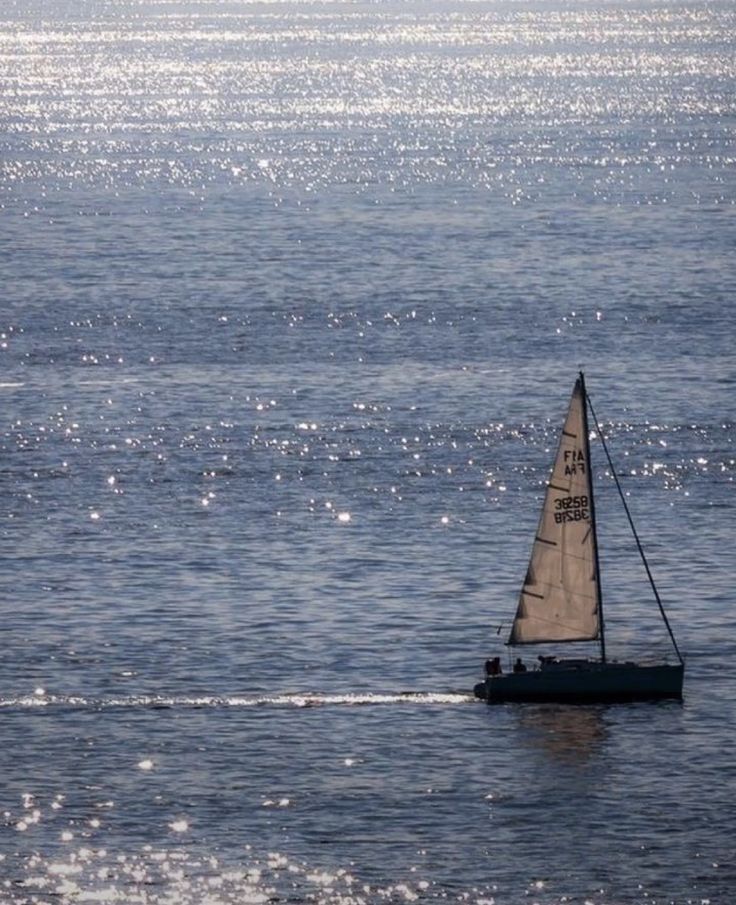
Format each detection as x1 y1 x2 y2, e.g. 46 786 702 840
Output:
508 378 600 645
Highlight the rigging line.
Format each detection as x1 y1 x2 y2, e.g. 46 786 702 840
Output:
585 389 684 665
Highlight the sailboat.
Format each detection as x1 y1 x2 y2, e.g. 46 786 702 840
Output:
474 373 684 704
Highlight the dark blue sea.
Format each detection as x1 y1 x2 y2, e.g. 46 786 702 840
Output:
1 0 735 902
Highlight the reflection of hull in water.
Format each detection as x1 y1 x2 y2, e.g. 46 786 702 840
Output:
474 660 684 704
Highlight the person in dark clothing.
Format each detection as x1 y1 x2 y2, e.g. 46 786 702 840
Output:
485 656 502 676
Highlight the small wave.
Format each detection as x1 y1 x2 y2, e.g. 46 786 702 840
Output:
0 691 474 710
76 377 141 386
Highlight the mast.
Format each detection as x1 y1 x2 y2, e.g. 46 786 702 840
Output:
580 372 606 664
585 383 684 666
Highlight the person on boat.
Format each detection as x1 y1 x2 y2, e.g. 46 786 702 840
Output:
485 657 502 676
513 657 527 673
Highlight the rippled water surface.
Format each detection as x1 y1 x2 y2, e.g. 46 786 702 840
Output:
1 0 735 902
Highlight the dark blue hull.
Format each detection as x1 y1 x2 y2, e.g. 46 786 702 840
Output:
474 660 684 704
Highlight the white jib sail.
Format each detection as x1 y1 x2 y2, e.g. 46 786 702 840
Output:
508 378 600 645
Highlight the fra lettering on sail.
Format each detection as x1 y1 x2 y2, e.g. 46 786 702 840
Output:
563 448 586 476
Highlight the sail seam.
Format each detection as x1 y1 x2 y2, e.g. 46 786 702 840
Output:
510 636 600 646
531 549 594 565
523 587 597 600
517 613 597 631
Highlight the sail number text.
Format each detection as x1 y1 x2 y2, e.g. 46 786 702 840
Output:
553 495 590 524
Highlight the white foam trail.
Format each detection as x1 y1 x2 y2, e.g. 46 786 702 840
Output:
0 691 474 710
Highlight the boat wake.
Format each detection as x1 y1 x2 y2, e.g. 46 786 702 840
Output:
0 690 474 710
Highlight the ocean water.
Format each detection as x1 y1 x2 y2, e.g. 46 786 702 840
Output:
1 0 735 902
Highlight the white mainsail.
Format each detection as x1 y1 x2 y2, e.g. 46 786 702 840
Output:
508 378 600 645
